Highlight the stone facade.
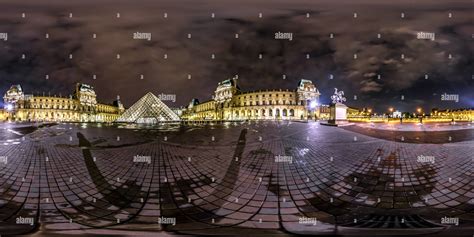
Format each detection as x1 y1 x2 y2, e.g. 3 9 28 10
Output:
1 83 124 122
182 79 321 121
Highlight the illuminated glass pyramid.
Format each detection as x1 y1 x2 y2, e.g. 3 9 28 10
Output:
116 92 180 123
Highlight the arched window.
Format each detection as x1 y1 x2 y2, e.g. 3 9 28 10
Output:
290 109 295 117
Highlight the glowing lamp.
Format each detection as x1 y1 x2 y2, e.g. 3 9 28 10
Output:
5 104 13 111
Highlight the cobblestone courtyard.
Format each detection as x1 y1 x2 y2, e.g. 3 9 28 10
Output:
0 121 472 236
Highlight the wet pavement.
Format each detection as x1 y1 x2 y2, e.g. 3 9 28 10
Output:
343 123 474 144
353 122 474 132
0 121 472 236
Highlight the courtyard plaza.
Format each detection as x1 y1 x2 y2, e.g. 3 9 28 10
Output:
0 121 472 236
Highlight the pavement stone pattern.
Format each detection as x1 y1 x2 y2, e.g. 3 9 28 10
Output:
0 121 472 236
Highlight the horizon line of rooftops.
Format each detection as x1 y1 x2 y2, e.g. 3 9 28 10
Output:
3 83 473 112
7 93 118 102
2 90 120 108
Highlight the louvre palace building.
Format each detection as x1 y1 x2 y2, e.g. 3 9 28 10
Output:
0 83 124 123
181 79 322 121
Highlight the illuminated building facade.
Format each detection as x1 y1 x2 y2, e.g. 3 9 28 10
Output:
318 104 331 120
431 108 473 121
182 79 321 120
1 83 124 122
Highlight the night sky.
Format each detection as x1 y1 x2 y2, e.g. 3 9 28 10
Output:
0 0 472 113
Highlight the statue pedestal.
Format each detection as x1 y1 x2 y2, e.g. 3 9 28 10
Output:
328 103 348 125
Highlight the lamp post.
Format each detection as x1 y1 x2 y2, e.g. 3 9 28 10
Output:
417 108 423 124
309 100 318 121
388 107 394 122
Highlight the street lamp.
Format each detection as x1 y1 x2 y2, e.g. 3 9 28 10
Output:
388 107 394 118
416 108 423 124
308 100 318 121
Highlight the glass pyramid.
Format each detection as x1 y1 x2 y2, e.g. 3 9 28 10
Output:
116 92 180 123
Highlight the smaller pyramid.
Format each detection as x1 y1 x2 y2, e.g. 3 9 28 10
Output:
115 92 180 123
